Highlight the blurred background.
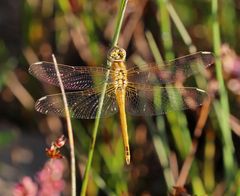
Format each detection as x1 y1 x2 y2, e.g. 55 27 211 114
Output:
0 0 240 195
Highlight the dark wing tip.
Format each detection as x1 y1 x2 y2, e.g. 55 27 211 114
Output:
35 96 48 114
35 95 63 116
28 61 45 76
195 88 209 106
199 51 215 67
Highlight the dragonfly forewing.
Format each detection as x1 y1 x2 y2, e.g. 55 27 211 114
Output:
127 51 214 84
29 62 111 90
35 85 118 119
125 83 208 116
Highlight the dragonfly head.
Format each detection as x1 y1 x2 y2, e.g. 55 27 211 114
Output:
107 46 126 62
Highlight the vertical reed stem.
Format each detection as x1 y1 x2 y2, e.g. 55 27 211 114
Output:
211 0 234 181
80 1 128 195
52 54 76 196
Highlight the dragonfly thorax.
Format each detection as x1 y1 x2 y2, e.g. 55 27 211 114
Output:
112 62 128 91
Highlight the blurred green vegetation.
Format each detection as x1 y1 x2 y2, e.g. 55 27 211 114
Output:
1 0 240 195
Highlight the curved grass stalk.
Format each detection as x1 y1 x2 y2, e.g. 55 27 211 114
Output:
52 54 76 196
80 1 128 195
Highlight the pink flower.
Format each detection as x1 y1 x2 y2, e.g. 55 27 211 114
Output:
221 44 240 94
13 176 38 196
221 44 240 77
37 160 65 196
12 159 65 196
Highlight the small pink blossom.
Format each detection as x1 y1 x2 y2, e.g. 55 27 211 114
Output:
37 160 65 196
13 176 38 196
221 44 240 94
221 44 240 77
12 160 65 196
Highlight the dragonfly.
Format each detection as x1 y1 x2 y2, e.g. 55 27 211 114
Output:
29 46 214 165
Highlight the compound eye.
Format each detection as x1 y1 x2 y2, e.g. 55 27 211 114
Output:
107 46 126 62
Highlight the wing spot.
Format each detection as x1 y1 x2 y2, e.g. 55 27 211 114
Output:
39 96 47 101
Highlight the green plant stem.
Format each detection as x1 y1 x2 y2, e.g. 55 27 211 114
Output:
157 0 174 60
52 54 76 196
157 0 206 193
112 0 128 48
211 0 234 181
165 1 208 92
145 31 164 64
145 31 174 189
80 1 128 195
165 1 197 53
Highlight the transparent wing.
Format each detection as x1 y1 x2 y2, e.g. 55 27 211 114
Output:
29 62 111 90
35 85 118 119
125 83 207 116
127 51 214 84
